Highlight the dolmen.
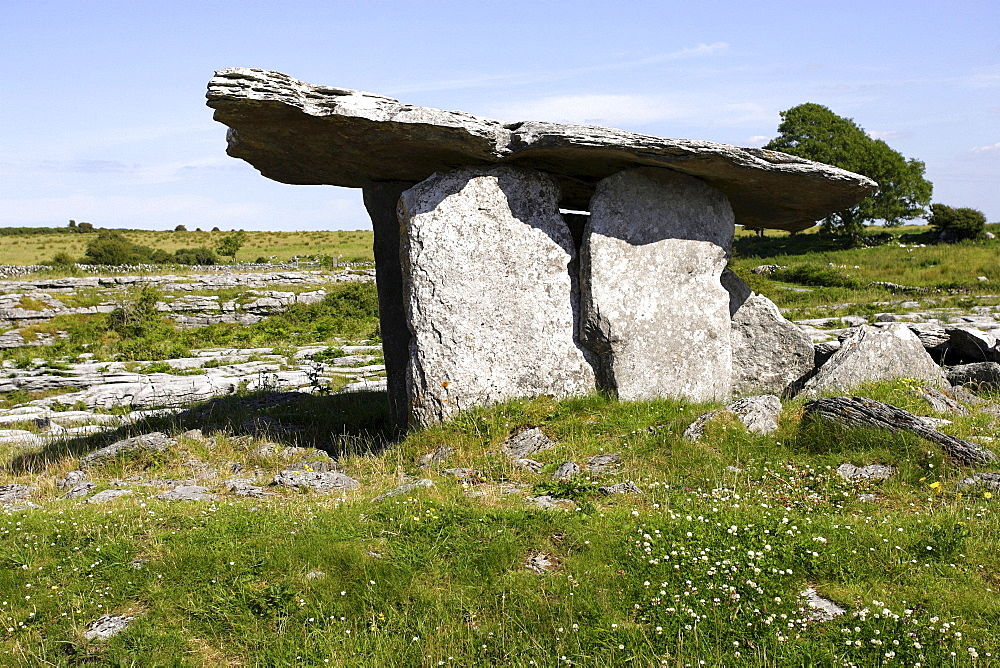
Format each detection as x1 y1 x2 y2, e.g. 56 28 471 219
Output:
207 68 876 431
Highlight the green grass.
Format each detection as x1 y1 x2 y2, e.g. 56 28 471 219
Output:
3 385 1000 665
4 282 381 364
0 229 375 266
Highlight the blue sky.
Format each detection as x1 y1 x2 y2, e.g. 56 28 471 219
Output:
2 0 998 231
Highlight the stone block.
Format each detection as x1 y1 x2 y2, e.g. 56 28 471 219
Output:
399 165 596 426
581 167 733 401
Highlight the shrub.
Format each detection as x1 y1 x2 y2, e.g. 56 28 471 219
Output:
48 252 76 267
173 247 218 265
81 231 157 265
174 224 188 232
929 203 986 242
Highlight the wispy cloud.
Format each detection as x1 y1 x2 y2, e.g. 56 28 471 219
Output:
390 43 730 95
487 93 770 128
970 142 1000 154
745 135 771 146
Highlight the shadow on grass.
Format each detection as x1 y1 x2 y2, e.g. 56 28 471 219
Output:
6 390 393 474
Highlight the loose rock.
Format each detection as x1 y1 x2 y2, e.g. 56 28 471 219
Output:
598 482 642 495
836 463 896 481
586 453 621 473
272 470 359 493
947 362 1000 389
83 614 135 640
80 432 174 468
551 461 580 481
373 478 434 501
0 484 34 505
157 485 218 501
503 428 556 460
86 489 134 504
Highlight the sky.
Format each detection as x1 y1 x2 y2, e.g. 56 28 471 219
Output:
2 0 998 232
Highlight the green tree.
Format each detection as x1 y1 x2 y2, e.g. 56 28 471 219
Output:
928 203 986 242
216 230 247 262
765 103 932 245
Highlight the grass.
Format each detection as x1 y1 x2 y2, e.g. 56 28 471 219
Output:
3 282 381 364
2 382 1000 665
0 229 375 266
730 223 1000 314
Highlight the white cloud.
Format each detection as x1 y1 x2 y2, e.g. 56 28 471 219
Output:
971 142 1000 153
746 135 771 146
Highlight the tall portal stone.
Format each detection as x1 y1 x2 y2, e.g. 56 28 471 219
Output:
581 167 734 401
399 165 596 427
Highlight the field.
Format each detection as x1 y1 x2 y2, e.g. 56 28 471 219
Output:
0 229 376 266
1 223 1000 666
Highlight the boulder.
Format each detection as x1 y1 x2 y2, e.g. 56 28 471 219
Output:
272 470 360 493
80 432 174 468
947 362 1000 389
207 68 876 230
944 327 999 363
802 324 948 396
727 395 783 434
399 165 596 426
581 167 733 401
724 270 814 396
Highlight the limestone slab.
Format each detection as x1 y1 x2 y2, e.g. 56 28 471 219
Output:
581 167 733 401
207 68 876 230
399 165 596 426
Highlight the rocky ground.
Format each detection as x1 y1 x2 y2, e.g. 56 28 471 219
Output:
0 268 385 446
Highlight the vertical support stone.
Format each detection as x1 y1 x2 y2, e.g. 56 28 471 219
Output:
362 180 414 435
398 165 596 427
581 167 734 401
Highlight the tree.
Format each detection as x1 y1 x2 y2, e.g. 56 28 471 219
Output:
928 203 986 242
216 230 247 262
765 103 932 245
174 224 188 232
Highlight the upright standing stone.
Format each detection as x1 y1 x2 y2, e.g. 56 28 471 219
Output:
581 167 734 401
399 165 596 427
363 180 416 434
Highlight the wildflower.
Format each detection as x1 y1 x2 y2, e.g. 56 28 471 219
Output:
986 492 993 499
929 481 941 490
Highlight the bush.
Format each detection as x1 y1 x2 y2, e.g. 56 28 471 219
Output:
48 252 76 267
81 231 157 265
173 247 218 265
174 224 188 232
929 203 986 242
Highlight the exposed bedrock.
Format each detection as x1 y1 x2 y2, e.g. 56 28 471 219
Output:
580 167 733 402
206 68 876 231
398 165 597 427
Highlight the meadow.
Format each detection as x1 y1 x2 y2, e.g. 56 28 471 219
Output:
1 222 999 666
0 228 376 266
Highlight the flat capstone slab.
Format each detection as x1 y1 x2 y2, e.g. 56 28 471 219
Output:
399 165 596 426
207 68 876 230
581 167 733 401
